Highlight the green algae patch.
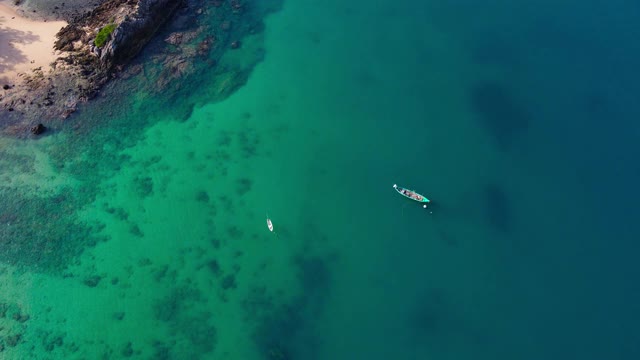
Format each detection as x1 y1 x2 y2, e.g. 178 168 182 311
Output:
95 23 117 48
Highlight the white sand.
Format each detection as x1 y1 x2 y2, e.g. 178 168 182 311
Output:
0 1 67 84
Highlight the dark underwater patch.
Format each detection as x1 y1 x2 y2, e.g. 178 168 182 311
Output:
0 187 107 273
41 331 65 353
408 288 489 355
151 341 171 360
294 255 331 298
470 82 530 150
216 131 233 147
133 176 153 198
237 129 260 159
129 223 144 237
249 253 333 360
152 264 170 282
121 341 134 357
236 177 253 196
105 205 130 221
484 183 511 232
227 225 244 240
218 195 234 213
221 273 237 290
195 190 210 203
410 288 447 337
153 283 218 355
206 259 221 276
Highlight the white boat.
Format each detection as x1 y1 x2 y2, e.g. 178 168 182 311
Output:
266 216 274 232
393 184 430 208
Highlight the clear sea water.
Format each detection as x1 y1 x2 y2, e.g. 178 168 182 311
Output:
1 0 639 359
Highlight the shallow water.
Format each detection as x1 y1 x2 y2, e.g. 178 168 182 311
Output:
1 0 639 358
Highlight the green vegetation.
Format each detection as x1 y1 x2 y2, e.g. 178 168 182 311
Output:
94 24 117 48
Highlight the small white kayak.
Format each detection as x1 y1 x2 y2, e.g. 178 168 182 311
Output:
266 216 274 232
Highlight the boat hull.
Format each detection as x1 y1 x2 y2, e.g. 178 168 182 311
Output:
393 184 430 203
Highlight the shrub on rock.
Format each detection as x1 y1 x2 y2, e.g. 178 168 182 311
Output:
95 24 117 48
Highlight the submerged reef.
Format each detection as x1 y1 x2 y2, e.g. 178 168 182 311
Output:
470 82 531 150
248 253 335 360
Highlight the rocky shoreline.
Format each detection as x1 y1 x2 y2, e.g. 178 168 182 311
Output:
0 0 183 137
0 0 283 273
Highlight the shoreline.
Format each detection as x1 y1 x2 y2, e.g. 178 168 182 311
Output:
0 0 182 136
0 1 68 85
1 0 280 138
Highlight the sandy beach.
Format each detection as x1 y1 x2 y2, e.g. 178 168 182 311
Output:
0 1 67 85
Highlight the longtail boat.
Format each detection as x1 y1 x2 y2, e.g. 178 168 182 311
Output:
393 184 430 208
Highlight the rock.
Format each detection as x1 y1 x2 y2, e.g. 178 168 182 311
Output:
54 25 84 52
120 64 143 80
62 108 76 119
231 0 244 13
100 0 183 70
220 20 231 31
122 341 134 357
207 260 221 276
91 45 101 56
165 32 183 45
6 334 21 347
30 123 46 135
43 334 64 352
83 275 102 287
113 312 125 320
182 30 200 43
221 274 236 290
197 36 214 55
12 312 30 323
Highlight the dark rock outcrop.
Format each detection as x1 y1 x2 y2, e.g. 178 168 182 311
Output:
1 0 182 135
30 123 46 135
100 0 182 70
83 275 103 287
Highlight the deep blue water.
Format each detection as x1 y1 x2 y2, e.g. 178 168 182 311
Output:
420 1 640 358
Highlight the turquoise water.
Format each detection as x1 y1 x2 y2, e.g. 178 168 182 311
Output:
1 0 639 358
